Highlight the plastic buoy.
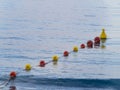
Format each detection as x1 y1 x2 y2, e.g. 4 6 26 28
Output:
10 71 16 79
94 37 100 43
25 64 32 71
94 37 100 46
73 46 78 52
52 55 59 61
63 51 69 56
39 60 45 67
87 40 93 48
100 28 107 39
80 44 85 49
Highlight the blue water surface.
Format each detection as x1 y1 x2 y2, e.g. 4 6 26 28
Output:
0 0 120 90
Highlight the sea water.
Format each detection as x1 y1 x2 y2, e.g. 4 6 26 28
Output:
0 0 120 90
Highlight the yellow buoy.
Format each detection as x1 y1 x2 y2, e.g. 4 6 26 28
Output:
25 64 32 71
73 46 78 52
100 28 107 39
52 55 59 62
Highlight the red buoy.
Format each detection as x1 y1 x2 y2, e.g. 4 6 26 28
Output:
10 71 16 79
63 51 69 56
39 60 45 67
94 37 100 46
94 37 100 42
94 37 100 43
80 44 85 49
87 40 93 48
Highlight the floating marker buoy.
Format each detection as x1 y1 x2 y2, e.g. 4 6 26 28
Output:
94 37 100 43
73 46 78 52
25 64 32 71
87 40 93 48
39 60 45 67
100 28 107 39
80 44 85 49
52 55 59 61
63 51 69 56
10 71 16 79
94 37 100 46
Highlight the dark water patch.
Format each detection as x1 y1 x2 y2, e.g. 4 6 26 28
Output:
16 77 120 89
12 19 30 22
97 6 108 9
89 23 102 26
0 54 35 60
0 36 26 40
84 14 96 17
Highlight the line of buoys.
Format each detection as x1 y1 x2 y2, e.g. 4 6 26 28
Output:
0 28 107 88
